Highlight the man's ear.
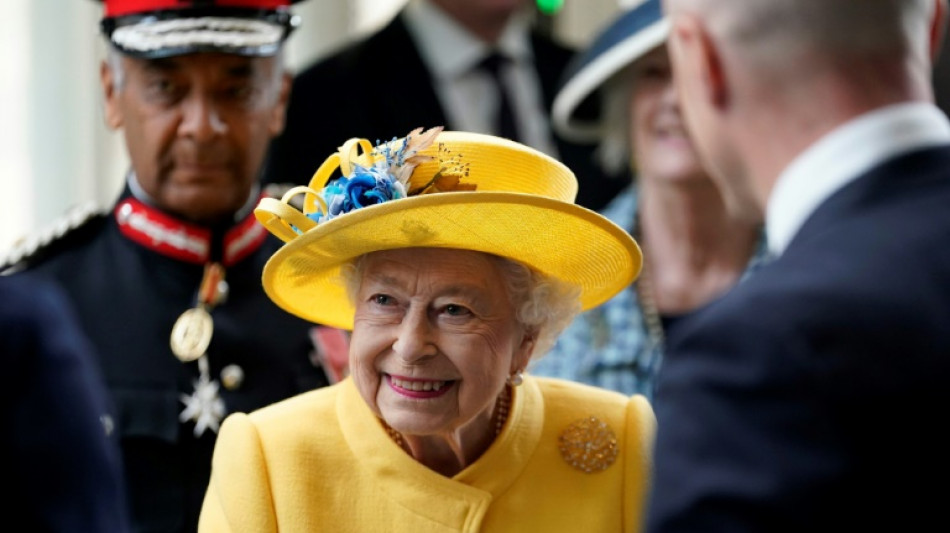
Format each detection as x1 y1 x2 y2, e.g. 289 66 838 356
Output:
100 60 123 130
930 0 948 63
671 14 728 109
269 71 293 136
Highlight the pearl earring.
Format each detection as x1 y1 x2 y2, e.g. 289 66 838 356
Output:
507 369 524 387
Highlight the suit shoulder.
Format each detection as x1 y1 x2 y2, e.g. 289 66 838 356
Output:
1 203 108 275
294 16 408 85
530 29 576 60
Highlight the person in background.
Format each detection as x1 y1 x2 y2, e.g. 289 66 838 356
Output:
263 0 626 212
1 1 330 530
648 0 950 530
198 127 655 532
2 274 130 532
530 0 766 399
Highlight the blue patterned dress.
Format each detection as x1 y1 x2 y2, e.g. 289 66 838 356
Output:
529 185 770 399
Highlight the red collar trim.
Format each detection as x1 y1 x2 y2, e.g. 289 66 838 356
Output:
223 209 269 266
114 197 268 266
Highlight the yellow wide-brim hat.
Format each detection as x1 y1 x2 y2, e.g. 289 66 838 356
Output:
255 128 642 330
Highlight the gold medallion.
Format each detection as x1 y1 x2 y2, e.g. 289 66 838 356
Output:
170 307 213 362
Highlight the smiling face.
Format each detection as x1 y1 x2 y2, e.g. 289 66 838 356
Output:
101 52 290 224
349 248 534 438
628 45 708 186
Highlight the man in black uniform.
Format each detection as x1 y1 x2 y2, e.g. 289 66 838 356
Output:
1 1 330 531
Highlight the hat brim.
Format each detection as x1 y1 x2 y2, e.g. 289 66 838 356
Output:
262 191 643 330
102 9 297 58
553 1 670 143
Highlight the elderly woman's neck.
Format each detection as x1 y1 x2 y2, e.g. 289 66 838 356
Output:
396 390 508 477
402 430 490 477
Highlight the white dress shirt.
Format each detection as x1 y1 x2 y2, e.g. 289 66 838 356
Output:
767 102 950 256
402 0 560 157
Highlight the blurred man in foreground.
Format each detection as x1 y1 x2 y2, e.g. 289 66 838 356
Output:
648 0 950 531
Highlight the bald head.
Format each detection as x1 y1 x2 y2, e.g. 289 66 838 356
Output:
664 0 936 81
660 0 947 220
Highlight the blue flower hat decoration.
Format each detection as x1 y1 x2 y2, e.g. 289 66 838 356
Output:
256 125 475 242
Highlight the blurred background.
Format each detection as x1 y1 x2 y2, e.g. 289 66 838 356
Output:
3 0 950 256
0 0 629 256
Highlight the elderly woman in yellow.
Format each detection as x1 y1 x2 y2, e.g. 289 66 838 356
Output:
197 127 654 533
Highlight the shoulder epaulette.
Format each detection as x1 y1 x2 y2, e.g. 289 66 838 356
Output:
0 202 108 275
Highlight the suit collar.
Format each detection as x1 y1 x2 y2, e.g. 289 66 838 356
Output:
767 102 950 256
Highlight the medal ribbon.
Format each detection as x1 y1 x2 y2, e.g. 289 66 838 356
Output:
198 262 227 309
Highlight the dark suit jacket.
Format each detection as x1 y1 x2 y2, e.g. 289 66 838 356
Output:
264 13 626 212
2 274 131 532
647 145 950 532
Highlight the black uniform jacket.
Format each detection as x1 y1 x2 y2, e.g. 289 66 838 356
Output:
263 12 626 212
5 185 329 533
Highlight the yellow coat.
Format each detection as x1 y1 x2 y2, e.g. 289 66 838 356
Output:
199 375 655 532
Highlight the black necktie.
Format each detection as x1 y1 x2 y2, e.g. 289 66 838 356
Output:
477 52 521 142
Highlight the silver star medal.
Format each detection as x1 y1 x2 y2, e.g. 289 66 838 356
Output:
179 355 226 437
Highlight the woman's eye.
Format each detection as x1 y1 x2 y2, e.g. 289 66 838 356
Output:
372 294 394 306
639 65 668 80
443 304 471 317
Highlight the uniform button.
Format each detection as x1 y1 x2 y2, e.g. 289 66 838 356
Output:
117 202 132 222
215 280 229 304
100 414 115 436
220 364 244 390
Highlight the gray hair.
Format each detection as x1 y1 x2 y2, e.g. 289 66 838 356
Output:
105 43 287 94
107 46 127 91
341 252 582 360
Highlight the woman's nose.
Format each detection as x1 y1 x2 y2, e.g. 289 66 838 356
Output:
391 308 437 362
660 78 680 109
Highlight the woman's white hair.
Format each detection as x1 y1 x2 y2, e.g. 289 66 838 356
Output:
341 252 581 360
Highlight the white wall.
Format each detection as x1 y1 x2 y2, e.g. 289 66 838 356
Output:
0 0 620 257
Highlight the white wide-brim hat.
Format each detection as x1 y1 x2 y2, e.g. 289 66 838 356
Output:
552 0 670 143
